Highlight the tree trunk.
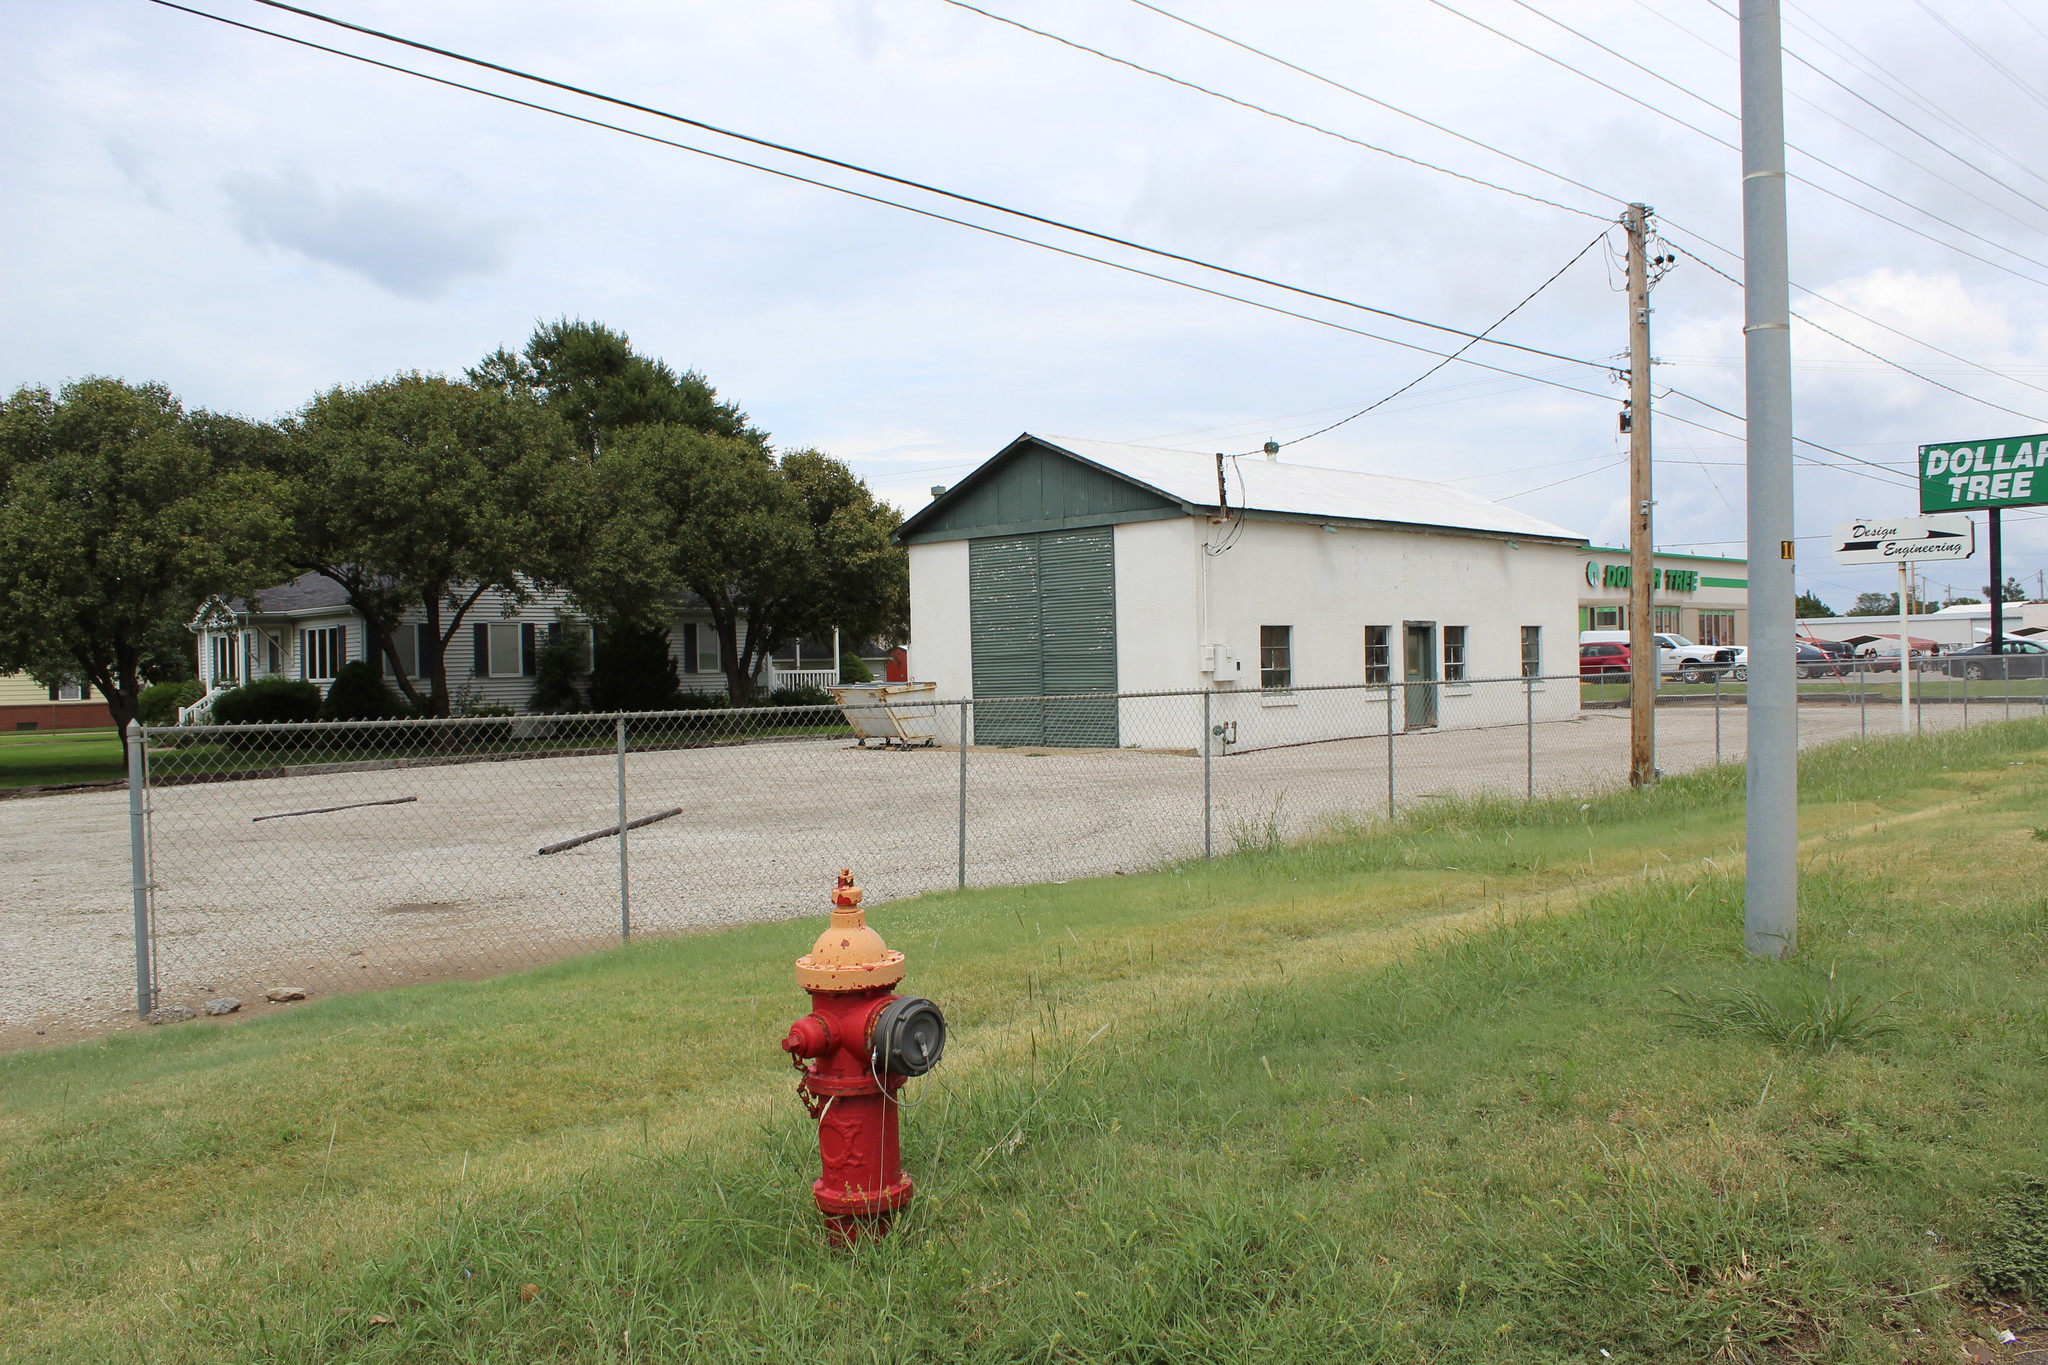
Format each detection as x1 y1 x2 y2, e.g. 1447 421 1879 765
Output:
714 608 752 704
422 596 449 718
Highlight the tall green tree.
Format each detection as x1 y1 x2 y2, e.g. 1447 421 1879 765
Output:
1794 590 1836 618
468 319 762 456
584 428 906 703
280 373 585 716
0 378 285 734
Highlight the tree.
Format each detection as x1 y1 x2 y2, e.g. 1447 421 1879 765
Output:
1794 590 1836 618
0 378 285 735
1848 591 1896 616
585 428 908 703
1995 576 2027 603
468 319 762 457
279 373 585 716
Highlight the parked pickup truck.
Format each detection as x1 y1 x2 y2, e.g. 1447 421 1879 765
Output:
1579 631 1739 682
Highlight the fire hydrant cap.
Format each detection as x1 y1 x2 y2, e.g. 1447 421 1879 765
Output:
795 869 906 992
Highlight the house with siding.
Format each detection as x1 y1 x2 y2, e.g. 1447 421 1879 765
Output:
188 571 755 717
0 671 112 731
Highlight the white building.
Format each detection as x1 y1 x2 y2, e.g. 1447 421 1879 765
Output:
895 434 1588 750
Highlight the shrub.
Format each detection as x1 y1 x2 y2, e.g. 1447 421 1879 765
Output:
764 684 834 708
671 690 732 711
838 651 874 684
319 661 407 721
589 621 681 712
529 625 589 714
209 676 322 726
138 678 205 726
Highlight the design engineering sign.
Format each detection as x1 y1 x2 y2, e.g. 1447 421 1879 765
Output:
1829 515 1974 566
1917 434 2048 512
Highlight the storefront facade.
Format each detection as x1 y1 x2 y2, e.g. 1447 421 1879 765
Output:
1576 546 1749 646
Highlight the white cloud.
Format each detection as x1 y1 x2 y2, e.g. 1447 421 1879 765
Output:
219 169 513 299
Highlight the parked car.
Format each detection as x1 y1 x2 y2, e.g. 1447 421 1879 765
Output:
1726 643 1842 682
1801 637 1854 661
1580 641 1630 678
1937 639 2048 680
1579 630 1736 681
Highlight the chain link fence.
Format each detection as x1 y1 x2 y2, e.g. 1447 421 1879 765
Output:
5 666 2039 1031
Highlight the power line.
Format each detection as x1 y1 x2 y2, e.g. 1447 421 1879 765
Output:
150 2 1670 445
1664 241 2048 423
1772 0 2048 195
1113 0 2048 401
1533 0 2048 234
222 0 1621 377
1254 229 1612 453
936 0 1606 222
1421 0 2048 287
1909 0 2048 115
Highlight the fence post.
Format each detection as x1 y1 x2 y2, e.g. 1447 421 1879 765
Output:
1524 676 1534 800
2004 658 2012 723
1714 671 1723 763
127 719 153 1018
1962 667 1969 729
957 700 970 889
1202 689 1213 859
1857 666 1865 737
616 715 630 942
1385 684 1396 821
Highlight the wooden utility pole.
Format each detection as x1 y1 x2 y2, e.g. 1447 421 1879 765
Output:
1625 203 1656 788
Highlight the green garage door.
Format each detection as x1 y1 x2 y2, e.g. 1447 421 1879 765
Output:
969 527 1118 747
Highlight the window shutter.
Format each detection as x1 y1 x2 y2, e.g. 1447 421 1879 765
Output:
522 623 538 676
48 684 60 701
681 623 698 674
416 624 433 678
547 621 561 645
472 623 488 677
393 624 416 678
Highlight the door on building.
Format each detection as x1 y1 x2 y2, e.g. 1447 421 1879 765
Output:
969 526 1118 746
1402 622 1438 729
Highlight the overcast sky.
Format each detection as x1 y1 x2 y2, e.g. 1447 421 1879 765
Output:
6 0 2048 611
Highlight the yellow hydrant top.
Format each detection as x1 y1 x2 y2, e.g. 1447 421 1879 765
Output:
795 868 906 992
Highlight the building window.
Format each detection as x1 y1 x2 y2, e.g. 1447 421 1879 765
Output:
697 625 720 675
50 681 86 701
1442 626 1467 682
488 622 524 678
210 634 239 683
1364 625 1391 685
1588 606 1623 630
1653 607 1682 634
264 634 281 675
1259 625 1292 690
1521 626 1542 678
1697 612 1736 646
300 626 345 682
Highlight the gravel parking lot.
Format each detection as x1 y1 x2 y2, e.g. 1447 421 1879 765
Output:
0 701 1973 1040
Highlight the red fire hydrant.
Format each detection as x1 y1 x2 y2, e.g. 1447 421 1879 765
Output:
781 868 945 1245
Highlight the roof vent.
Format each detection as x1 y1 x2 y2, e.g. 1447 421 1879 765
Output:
1262 441 1280 459
929 485 948 498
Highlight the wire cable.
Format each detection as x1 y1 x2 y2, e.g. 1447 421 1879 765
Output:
1252 228 1612 453
220 0 1623 375
1421 0 2048 287
1113 0 2048 396
1664 240 2048 423
937 0 1606 222
1517 0 2048 234
1910 0 2048 115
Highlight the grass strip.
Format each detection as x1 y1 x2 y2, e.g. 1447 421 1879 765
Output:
3 720 2045 1362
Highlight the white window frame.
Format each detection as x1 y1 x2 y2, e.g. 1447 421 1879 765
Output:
300 626 345 683
1521 625 1544 682
1442 626 1470 692
487 622 524 678
1364 624 1392 689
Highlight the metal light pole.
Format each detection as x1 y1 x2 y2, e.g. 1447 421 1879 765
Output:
1741 0 1798 957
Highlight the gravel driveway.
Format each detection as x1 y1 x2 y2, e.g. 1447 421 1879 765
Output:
0 701 1971 1038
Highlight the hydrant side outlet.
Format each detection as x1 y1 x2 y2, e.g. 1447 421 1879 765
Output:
784 869 944 1246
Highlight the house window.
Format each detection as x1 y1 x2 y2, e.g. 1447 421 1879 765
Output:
697 626 720 675
1259 625 1292 690
1697 612 1736 646
300 626 345 682
210 634 239 683
1653 607 1683 634
1442 626 1467 682
1364 625 1391 685
1521 626 1542 678
488 622 523 678
264 634 281 675
50 681 86 701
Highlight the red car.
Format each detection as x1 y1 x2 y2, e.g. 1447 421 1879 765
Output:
1580 641 1630 678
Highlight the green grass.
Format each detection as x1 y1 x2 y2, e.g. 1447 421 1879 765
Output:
1580 674 2048 703
4 722 2047 1362
0 728 124 787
